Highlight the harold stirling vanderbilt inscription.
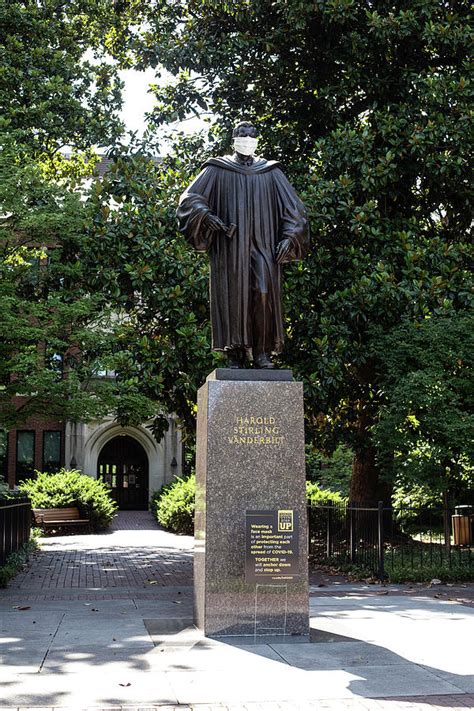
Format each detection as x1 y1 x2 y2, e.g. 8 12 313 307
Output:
227 415 284 446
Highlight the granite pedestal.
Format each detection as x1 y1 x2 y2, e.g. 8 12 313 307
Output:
194 369 309 638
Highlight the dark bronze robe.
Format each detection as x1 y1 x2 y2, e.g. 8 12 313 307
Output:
177 155 309 355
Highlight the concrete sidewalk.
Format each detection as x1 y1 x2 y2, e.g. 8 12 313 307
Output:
0 512 472 710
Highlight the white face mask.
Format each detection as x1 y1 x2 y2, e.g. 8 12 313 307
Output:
233 136 258 156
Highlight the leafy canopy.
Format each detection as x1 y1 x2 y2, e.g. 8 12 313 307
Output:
0 134 159 429
374 315 473 496
0 0 124 155
101 0 472 499
1 1 472 503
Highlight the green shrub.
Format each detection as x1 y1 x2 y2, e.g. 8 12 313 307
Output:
307 482 348 546
151 474 195 535
19 469 118 532
306 482 347 506
151 478 344 537
0 476 10 499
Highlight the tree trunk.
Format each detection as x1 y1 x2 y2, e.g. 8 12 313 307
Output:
350 443 378 505
443 488 451 551
349 360 380 505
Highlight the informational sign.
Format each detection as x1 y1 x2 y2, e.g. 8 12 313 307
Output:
245 510 299 583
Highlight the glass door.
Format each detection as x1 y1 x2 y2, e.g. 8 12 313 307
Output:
97 435 148 510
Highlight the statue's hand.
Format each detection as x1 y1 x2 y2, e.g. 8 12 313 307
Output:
276 238 293 264
203 213 226 233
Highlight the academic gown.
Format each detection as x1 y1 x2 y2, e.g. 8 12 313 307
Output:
177 155 309 355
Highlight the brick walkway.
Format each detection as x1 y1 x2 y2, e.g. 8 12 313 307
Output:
4 510 193 600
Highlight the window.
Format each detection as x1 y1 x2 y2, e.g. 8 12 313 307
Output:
16 431 35 481
43 431 62 472
94 366 116 378
0 430 7 480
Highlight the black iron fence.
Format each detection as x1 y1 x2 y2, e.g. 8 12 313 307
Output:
0 498 31 565
308 502 473 579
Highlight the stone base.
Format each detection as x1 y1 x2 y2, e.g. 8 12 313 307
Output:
194 369 309 637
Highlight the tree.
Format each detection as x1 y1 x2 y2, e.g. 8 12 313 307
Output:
82 137 221 440
0 134 157 429
0 0 124 156
103 0 472 500
373 315 473 502
0 2 151 430
2 1 472 501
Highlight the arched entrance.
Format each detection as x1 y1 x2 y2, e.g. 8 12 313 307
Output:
97 435 149 510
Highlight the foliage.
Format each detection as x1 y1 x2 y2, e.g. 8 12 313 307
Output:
398 485 472 511
0 475 11 498
0 4 151 431
0 0 124 156
386 564 473 584
99 0 473 502
307 482 347 544
306 481 347 507
83 141 222 437
151 477 343 536
391 484 448 524
312 558 473 584
0 134 162 430
1 0 472 505
0 534 39 588
18 469 118 531
374 315 474 499
151 474 195 535
306 444 353 496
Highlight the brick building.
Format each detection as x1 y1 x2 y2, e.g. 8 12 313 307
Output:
1 414 181 511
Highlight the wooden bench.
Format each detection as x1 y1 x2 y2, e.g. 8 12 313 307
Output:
32 507 90 533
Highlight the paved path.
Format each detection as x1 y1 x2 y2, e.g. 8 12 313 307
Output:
0 511 472 710
7 511 193 599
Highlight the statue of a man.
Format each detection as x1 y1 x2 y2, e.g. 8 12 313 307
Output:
177 121 309 368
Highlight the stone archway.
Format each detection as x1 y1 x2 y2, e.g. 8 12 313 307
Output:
97 435 149 510
79 422 166 505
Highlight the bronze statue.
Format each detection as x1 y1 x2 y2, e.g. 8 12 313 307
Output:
177 121 309 368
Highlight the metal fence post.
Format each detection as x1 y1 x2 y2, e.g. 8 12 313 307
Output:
377 500 385 580
0 499 31 565
443 491 451 566
326 503 332 558
307 504 311 557
349 504 357 563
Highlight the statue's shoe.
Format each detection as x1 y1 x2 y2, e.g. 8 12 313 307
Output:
227 347 246 369
228 356 244 369
254 353 275 369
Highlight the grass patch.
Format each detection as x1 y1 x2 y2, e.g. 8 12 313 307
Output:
384 544 473 582
311 544 473 583
386 565 473 583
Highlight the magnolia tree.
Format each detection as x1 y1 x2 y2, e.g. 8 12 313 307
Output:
101 0 472 501
1 0 472 502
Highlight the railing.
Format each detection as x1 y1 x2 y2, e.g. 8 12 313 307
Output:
308 502 473 579
0 498 31 565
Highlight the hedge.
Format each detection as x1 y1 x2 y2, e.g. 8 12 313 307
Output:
151 475 195 535
19 469 118 532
